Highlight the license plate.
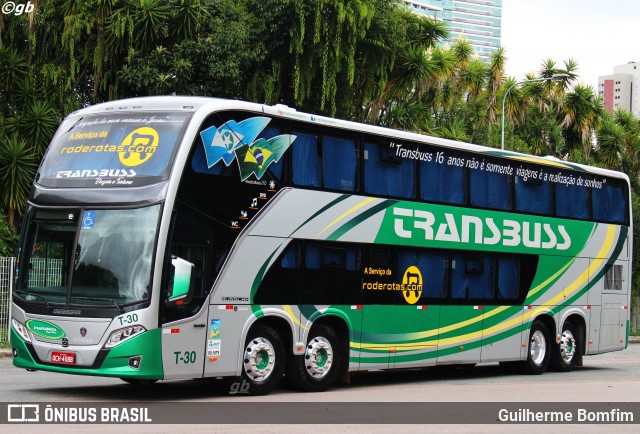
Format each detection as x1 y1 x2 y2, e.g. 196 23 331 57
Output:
51 351 75 365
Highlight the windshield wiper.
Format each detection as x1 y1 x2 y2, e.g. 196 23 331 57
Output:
71 296 124 313
14 289 52 309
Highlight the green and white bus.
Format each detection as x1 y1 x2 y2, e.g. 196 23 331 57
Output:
11 97 632 395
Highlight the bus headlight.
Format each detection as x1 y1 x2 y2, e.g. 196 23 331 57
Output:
11 319 31 343
105 325 146 348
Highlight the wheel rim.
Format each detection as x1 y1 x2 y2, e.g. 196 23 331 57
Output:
244 337 276 382
530 329 547 366
305 336 333 379
559 329 576 363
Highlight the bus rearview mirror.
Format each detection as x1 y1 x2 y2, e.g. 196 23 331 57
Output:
167 256 194 305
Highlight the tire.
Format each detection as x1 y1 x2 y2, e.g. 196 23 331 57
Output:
240 325 285 395
286 324 343 392
550 321 579 372
518 321 551 375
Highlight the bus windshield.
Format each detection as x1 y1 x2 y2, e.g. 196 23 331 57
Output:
37 112 191 188
16 205 161 309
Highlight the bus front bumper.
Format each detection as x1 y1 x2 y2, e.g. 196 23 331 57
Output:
11 327 164 380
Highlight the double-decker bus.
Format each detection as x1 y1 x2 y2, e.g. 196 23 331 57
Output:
11 97 632 395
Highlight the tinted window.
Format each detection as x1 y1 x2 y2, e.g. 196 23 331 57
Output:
364 142 414 198
420 156 466 205
592 180 627 224
254 243 301 305
301 243 361 305
451 253 495 300
556 183 589 219
470 168 512 210
397 248 448 300
292 131 357 192
515 177 552 215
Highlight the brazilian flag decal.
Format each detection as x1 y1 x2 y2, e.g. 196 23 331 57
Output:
236 135 296 181
200 117 271 167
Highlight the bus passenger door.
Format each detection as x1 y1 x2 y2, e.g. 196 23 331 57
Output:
160 212 214 379
161 304 208 380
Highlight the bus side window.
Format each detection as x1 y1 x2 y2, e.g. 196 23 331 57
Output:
292 131 357 192
592 180 627 224
396 248 448 303
323 136 357 192
451 253 495 300
292 132 322 187
364 142 414 198
556 183 589 219
362 246 395 305
419 154 466 205
515 176 552 215
497 255 519 300
470 168 512 211
301 243 361 305
254 242 302 305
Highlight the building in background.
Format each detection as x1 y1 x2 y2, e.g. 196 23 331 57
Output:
598 62 640 118
400 0 502 62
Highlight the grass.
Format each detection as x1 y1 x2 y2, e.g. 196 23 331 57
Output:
0 327 9 348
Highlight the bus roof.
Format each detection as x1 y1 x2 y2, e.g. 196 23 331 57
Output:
70 96 629 183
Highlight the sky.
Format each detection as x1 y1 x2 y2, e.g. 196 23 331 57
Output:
501 0 640 89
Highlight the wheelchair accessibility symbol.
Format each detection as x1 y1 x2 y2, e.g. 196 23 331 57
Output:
82 211 96 229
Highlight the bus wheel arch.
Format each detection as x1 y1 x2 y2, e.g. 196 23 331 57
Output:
286 316 348 392
550 315 585 372
239 317 291 395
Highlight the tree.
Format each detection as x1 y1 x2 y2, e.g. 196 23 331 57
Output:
0 135 38 228
559 84 603 159
361 8 449 125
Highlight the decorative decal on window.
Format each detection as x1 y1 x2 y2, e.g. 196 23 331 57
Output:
200 117 296 181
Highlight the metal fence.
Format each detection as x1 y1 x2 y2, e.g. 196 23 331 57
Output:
0 257 66 342
0 257 14 342
28 258 63 287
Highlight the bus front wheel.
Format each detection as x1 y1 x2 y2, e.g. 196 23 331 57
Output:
550 321 579 372
286 324 343 392
240 325 285 395
518 321 551 375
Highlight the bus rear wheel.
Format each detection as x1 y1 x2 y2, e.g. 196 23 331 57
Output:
518 320 550 375
240 325 285 395
550 321 579 372
286 324 343 392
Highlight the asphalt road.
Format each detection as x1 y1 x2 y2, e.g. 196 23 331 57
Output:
1 344 639 432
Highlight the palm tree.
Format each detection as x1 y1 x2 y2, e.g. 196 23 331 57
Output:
363 10 449 124
596 114 625 169
485 47 507 124
0 135 37 228
596 109 640 183
559 84 604 159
